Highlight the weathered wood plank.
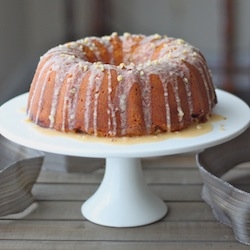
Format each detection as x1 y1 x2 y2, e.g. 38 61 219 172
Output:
0 220 235 242
141 154 197 168
0 240 248 250
31 183 204 202
43 153 198 171
37 168 203 184
1 201 215 222
37 168 250 188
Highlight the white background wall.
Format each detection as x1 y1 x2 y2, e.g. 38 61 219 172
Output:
0 0 249 104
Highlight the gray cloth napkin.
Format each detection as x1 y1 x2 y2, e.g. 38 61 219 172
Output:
0 135 44 216
197 128 250 245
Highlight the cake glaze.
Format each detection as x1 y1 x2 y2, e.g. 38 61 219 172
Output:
27 32 217 137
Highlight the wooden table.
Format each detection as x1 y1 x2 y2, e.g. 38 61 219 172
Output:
0 153 249 249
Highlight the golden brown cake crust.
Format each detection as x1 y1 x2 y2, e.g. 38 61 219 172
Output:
27 32 217 137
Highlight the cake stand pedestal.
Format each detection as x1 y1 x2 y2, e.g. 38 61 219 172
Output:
0 89 249 227
82 157 167 227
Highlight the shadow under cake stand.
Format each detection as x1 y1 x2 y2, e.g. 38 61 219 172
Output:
0 89 249 227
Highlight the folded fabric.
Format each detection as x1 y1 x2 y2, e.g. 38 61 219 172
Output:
0 135 44 216
197 129 250 245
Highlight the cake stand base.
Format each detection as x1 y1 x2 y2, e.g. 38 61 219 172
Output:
82 157 167 227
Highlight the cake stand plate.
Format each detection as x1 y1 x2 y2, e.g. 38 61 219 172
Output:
0 89 249 227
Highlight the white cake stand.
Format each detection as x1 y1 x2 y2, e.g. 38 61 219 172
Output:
0 89 249 227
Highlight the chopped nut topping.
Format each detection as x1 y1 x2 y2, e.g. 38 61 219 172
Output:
93 62 105 71
177 39 185 44
83 38 89 44
124 32 131 38
103 35 111 41
117 75 123 81
119 63 126 69
146 61 151 67
111 32 118 37
70 88 76 94
100 65 105 71
158 58 163 63
83 65 88 71
150 42 156 48
152 60 158 65
153 34 162 39
167 53 173 59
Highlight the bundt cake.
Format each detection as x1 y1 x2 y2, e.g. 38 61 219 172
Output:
27 32 217 137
